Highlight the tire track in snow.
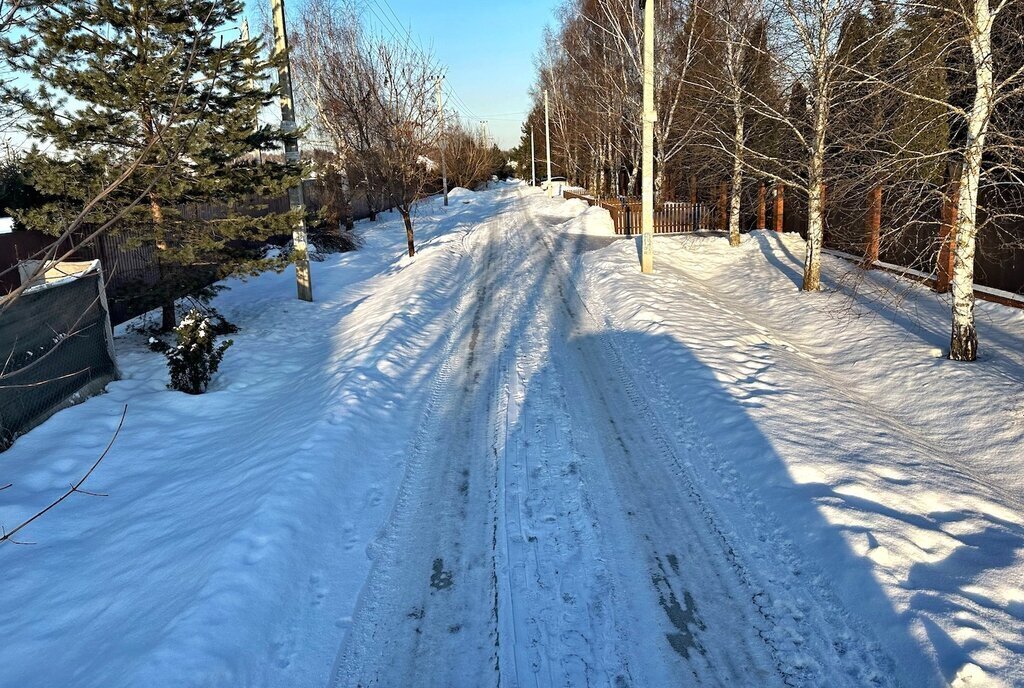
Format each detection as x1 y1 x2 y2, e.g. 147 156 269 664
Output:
511 196 786 686
330 195 524 687
527 198 904 686
332 186 894 687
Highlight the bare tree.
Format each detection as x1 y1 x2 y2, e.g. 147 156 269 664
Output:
370 41 442 256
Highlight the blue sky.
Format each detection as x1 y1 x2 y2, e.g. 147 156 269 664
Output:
251 0 559 149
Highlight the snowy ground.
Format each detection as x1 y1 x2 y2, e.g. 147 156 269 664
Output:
0 182 1021 687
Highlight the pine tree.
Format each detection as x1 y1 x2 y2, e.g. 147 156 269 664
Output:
16 0 302 329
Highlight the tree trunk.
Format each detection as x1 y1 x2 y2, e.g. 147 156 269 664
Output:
340 166 354 231
729 107 745 247
803 92 829 291
949 0 994 362
402 210 415 257
150 195 177 331
627 164 640 198
804 181 824 291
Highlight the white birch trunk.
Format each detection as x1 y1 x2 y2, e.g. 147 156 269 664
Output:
729 104 745 247
802 85 829 291
949 0 995 361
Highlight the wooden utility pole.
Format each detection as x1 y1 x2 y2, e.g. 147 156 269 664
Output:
436 77 449 206
271 0 312 302
545 89 553 197
640 0 656 274
531 126 537 187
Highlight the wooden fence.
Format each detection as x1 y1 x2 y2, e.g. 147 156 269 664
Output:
563 190 716 235
565 181 1023 298
0 181 384 325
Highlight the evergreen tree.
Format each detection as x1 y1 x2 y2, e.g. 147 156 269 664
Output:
15 0 301 329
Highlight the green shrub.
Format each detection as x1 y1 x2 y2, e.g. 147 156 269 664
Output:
163 309 233 394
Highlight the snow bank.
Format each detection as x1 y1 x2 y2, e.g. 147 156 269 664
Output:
0 217 13 234
0 187 505 688
577 228 1024 687
447 187 474 202
560 205 615 236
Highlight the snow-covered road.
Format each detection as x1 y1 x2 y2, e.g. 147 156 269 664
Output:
2 182 1021 687
331 186 894 687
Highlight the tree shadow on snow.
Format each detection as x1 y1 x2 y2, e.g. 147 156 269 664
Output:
334 214 1022 688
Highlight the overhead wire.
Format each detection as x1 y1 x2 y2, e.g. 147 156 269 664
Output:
358 0 494 127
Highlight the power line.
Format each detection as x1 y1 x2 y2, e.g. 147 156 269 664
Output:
355 0 494 133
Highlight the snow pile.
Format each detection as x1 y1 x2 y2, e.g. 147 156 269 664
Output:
0 217 13 234
446 187 474 202
560 204 615 236
576 228 1024 686
0 188 504 687
558 198 590 217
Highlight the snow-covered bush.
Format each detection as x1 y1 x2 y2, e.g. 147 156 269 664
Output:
163 309 233 394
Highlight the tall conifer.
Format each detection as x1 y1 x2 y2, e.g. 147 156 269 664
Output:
17 0 301 328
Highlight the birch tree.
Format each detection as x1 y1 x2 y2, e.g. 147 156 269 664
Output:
944 0 1023 360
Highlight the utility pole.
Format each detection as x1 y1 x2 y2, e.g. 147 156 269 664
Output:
436 76 449 206
532 124 540 186
271 0 313 301
544 89 553 197
640 0 656 274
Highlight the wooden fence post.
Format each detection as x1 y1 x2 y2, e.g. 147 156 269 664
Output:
774 182 785 233
936 177 959 293
757 182 767 230
865 184 882 268
718 181 728 231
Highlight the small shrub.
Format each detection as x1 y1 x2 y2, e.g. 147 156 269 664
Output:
164 309 233 394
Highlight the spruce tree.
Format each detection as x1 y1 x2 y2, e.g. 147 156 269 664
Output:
16 0 301 329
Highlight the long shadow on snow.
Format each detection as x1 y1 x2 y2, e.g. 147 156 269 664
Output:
338 202 1018 686
447 214 941 685
541 229 962 685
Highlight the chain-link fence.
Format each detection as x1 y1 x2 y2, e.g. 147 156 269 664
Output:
0 262 119 450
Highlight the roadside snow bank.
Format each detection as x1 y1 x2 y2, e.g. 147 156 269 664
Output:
0 187 501 688
447 187 474 202
576 229 1024 687
561 205 615 236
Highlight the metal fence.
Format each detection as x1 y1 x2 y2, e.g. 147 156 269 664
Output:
0 262 119 450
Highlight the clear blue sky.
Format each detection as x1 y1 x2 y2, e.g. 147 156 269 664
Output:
255 0 559 149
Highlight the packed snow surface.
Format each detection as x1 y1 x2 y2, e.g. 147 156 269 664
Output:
0 182 1022 687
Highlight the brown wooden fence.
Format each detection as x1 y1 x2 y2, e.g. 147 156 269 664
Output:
565 180 1023 297
563 190 716 235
